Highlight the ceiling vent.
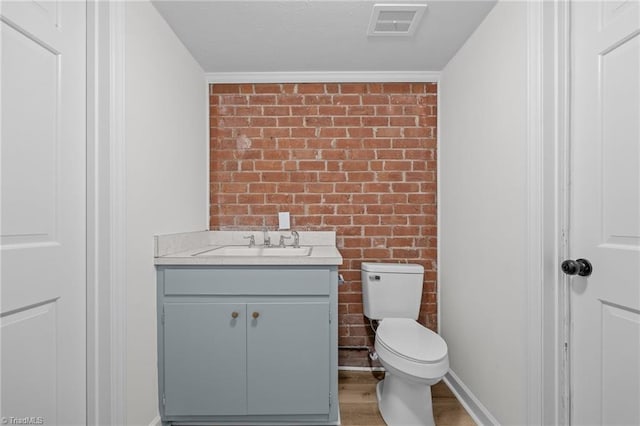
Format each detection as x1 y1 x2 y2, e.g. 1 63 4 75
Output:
367 3 427 37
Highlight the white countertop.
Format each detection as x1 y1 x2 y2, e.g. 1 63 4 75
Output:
154 230 343 266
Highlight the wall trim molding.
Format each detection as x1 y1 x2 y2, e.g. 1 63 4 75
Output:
525 1 544 425
436 83 442 335
526 1 571 424
337 366 386 372
108 1 127 424
443 371 500 426
205 71 440 84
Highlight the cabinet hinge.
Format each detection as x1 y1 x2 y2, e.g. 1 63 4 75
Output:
329 392 332 407
329 308 331 324
162 393 166 407
161 306 165 325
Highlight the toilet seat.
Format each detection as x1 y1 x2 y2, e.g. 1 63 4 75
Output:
377 318 447 363
375 318 449 381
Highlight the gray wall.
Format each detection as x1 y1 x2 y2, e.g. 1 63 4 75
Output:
440 1 529 424
124 1 208 424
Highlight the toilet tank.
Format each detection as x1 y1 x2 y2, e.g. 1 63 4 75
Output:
361 262 425 320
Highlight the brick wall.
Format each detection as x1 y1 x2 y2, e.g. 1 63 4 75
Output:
209 83 437 367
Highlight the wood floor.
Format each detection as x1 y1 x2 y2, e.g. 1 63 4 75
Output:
338 371 476 426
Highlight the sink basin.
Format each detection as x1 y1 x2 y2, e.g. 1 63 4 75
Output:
261 247 311 256
193 246 312 257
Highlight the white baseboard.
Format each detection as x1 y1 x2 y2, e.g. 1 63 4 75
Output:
338 365 386 372
148 415 162 426
443 370 499 426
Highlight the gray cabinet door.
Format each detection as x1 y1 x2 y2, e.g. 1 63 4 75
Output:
247 302 330 415
163 302 247 416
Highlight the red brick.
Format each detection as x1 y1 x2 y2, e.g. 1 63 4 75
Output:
319 172 347 182
319 128 347 138
263 106 290 116
238 193 264 204
305 116 332 127
363 182 391 192
249 95 276 105
334 117 362 127
288 172 317 183
349 150 376 160
366 204 393 214
308 204 336 215
210 83 439 367
363 116 389 126
254 84 283 94
291 128 317 137
292 193 322 204
211 84 241 94
304 95 333 105
263 128 290 138
347 128 374 138
297 83 325 94
306 183 334 193
277 95 304 105
353 216 380 225
375 128 403 138
347 106 375 116
390 116 417 127
317 106 346 116
341 83 367 93
232 172 261 182
346 172 375 182
362 95 390 105
277 117 304 127
384 161 412 171
383 83 412 93
335 183 363 193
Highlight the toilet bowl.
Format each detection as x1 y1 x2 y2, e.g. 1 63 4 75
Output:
375 318 448 426
361 262 449 426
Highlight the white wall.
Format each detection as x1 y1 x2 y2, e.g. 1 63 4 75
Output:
124 2 208 424
439 2 528 424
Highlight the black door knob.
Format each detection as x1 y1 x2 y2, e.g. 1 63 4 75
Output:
561 258 593 277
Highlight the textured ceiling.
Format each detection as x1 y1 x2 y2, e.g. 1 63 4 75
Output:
152 0 496 74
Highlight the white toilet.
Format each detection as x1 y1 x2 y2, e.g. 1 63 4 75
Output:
361 262 449 426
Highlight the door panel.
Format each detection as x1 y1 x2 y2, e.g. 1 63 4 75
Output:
247 302 330 415
0 302 56 423
601 34 639 249
163 303 247 416
0 1 86 424
601 303 640 424
1 21 58 250
570 1 640 424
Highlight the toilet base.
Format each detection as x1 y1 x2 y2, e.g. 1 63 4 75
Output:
376 373 435 426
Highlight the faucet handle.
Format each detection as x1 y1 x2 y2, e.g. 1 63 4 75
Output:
243 234 256 247
291 230 300 248
278 235 292 248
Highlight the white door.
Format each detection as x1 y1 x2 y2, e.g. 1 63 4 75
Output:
1 1 86 425
569 1 640 424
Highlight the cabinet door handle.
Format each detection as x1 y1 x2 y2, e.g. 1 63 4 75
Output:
252 312 260 319
231 311 239 319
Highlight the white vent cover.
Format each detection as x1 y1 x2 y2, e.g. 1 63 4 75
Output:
367 3 427 36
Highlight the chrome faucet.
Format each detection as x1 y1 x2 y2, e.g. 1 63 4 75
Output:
278 234 291 247
243 234 255 247
262 227 271 247
291 230 300 248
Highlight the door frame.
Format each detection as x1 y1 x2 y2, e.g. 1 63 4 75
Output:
532 0 572 424
83 1 574 424
86 1 127 424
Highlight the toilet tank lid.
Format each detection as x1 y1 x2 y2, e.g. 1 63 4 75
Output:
361 262 424 274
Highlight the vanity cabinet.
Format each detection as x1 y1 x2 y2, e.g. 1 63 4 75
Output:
156 265 339 426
